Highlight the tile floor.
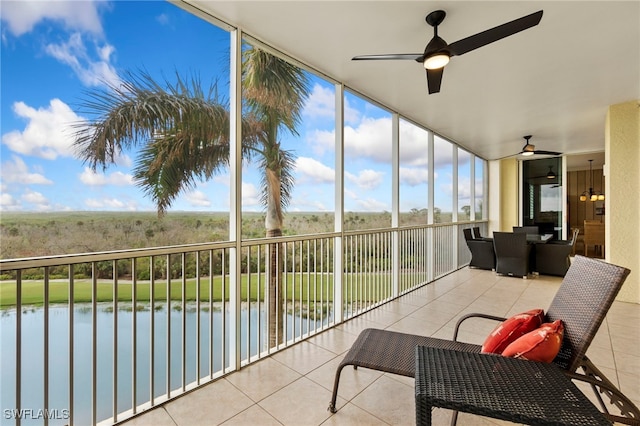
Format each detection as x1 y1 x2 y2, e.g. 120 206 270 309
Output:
121 267 639 426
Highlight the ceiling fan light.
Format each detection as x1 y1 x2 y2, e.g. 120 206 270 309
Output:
521 151 534 157
579 194 587 202
424 53 449 70
590 194 598 202
598 194 605 201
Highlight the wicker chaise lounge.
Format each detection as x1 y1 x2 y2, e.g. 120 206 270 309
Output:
328 255 640 425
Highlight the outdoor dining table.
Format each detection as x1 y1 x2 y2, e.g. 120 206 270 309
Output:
525 234 553 272
526 233 554 244
415 346 611 426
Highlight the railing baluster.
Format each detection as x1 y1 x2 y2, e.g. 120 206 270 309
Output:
181 253 186 392
208 250 214 378
149 255 155 406
166 255 171 398
91 263 97 426
196 252 201 384
298 241 303 338
43 267 49 426
246 247 251 361
132 258 137 414
68 265 74 426
256 245 262 355
221 249 226 372
113 261 118 422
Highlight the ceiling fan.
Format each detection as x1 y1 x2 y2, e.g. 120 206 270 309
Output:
519 135 562 157
352 9 543 94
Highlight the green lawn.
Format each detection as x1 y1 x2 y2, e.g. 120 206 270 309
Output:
0 273 339 308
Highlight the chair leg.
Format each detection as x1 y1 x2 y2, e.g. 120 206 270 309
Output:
450 410 459 426
564 359 640 424
328 363 348 413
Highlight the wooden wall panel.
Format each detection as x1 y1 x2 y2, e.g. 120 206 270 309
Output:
567 169 605 236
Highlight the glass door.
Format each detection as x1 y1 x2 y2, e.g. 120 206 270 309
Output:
522 157 563 239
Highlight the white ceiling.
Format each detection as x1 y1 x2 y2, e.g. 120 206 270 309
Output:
184 1 639 168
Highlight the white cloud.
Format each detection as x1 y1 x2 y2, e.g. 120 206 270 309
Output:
184 190 211 207
356 197 388 212
85 197 137 210
0 0 105 37
303 83 359 124
303 84 334 119
399 167 428 186
0 193 20 211
345 169 384 190
242 182 260 208
79 167 133 186
307 129 334 156
343 97 360 125
21 189 51 211
156 13 170 26
344 117 392 163
295 157 335 184
309 116 394 161
2 99 85 160
115 153 133 168
1 156 53 185
45 32 120 87
399 121 429 167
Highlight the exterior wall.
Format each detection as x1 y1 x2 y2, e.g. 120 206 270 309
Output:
488 158 519 235
488 160 501 235
606 100 640 303
500 158 519 232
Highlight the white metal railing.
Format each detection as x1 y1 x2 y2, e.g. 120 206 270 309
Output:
0 222 485 425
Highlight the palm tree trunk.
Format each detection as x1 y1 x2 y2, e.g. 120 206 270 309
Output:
266 168 284 348
266 229 283 348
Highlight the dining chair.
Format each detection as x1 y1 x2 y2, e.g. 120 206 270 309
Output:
513 226 540 235
463 228 495 270
535 228 579 276
493 231 531 278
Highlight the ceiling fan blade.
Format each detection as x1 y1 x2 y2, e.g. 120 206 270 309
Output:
352 53 422 61
426 68 443 94
533 150 562 156
448 10 543 56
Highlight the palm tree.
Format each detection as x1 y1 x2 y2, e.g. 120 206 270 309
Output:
74 45 310 348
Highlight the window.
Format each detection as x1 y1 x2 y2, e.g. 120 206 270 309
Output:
399 119 429 226
343 91 392 230
433 136 453 223
458 149 471 221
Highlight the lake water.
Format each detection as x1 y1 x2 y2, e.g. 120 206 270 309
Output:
0 303 328 425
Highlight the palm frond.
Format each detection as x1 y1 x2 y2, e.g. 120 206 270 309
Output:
74 70 228 170
242 47 310 136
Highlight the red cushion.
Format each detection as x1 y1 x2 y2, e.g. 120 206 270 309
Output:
481 309 544 354
501 320 565 363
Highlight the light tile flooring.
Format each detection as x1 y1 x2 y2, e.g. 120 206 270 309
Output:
122 267 639 426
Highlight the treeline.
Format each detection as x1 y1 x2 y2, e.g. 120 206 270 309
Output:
0 210 436 281
0 211 339 260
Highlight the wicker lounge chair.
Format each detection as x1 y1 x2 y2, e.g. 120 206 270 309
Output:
328 255 639 425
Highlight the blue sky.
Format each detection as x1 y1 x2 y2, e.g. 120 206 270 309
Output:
1 1 476 214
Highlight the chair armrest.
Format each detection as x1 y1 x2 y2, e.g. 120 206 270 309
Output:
453 313 506 342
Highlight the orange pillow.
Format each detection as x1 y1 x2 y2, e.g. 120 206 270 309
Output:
501 320 564 363
481 309 544 354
